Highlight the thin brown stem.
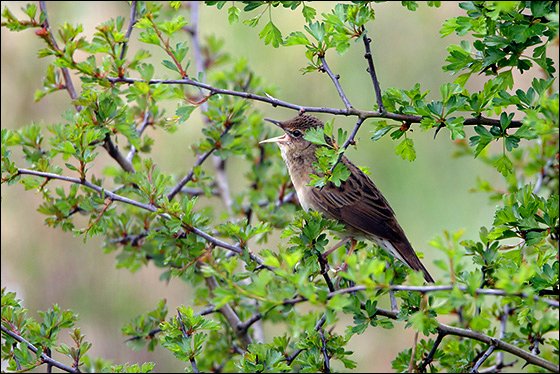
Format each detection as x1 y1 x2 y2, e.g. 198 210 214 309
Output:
15 168 267 266
39 2 138 174
362 33 385 113
166 124 234 201
470 345 496 373
106 76 524 128
418 332 446 372
1 325 79 373
319 327 331 373
320 56 352 110
205 275 252 349
330 117 366 172
119 1 138 61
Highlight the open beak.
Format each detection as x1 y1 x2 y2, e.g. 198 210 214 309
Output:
260 118 288 144
260 134 288 144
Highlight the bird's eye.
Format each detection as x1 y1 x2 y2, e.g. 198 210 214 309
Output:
290 129 303 138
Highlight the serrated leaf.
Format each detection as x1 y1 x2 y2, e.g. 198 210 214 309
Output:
284 31 309 46
176 105 196 122
259 21 282 48
302 5 316 23
494 154 513 176
395 138 416 161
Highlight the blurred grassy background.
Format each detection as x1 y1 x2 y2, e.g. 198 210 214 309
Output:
2 2 555 372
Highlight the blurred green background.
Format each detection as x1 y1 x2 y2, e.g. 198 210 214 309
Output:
2 2 555 372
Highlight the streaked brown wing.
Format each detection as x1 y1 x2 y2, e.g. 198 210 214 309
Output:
309 157 434 282
309 156 406 243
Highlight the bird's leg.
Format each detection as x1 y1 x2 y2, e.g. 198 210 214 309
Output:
322 237 350 259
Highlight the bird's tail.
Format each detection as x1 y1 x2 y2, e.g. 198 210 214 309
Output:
381 239 434 283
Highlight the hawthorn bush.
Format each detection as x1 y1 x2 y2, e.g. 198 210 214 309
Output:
1 1 558 373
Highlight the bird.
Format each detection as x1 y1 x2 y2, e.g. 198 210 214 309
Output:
260 114 434 283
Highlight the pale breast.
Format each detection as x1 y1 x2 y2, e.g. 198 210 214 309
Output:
280 147 316 212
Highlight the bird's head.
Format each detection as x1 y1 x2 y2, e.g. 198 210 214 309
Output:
260 114 325 155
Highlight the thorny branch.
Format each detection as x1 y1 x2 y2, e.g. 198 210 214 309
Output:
418 331 446 372
39 1 135 174
6 3 556 372
14 168 266 267
1 325 78 373
470 345 497 373
167 123 234 201
187 1 234 212
119 0 138 61
7 169 559 371
362 33 385 113
320 56 353 110
278 288 559 372
106 75 524 129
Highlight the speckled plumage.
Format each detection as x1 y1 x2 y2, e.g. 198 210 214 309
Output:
262 114 434 283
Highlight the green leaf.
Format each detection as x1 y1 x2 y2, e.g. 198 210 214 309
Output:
227 6 239 24
330 162 351 187
161 59 180 74
302 5 317 23
371 122 393 141
259 21 282 48
445 117 465 140
494 154 513 177
303 127 329 147
284 31 309 46
395 137 416 161
176 105 196 122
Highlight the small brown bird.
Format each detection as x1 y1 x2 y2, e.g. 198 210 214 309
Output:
261 114 434 283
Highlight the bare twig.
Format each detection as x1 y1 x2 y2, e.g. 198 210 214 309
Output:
478 360 518 373
362 33 385 113
317 251 336 292
166 124 234 201
495 304 510 370
470 345 496 373
38 1 79 107
188 1 234 213
119 0 138 61
436 324 557 373
319 327 331 373
320 56 352 110
278 287 558 372
330 117 366 172
102 133 136 173
205 276 252 349
237 313 263 334
15 168 268 267
279 284 558 308
1 325 79 373
386 284 559 308
408 331 419 372
39 2 136 173
106 76 524 129
418 331 446 372
126 110 151 163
